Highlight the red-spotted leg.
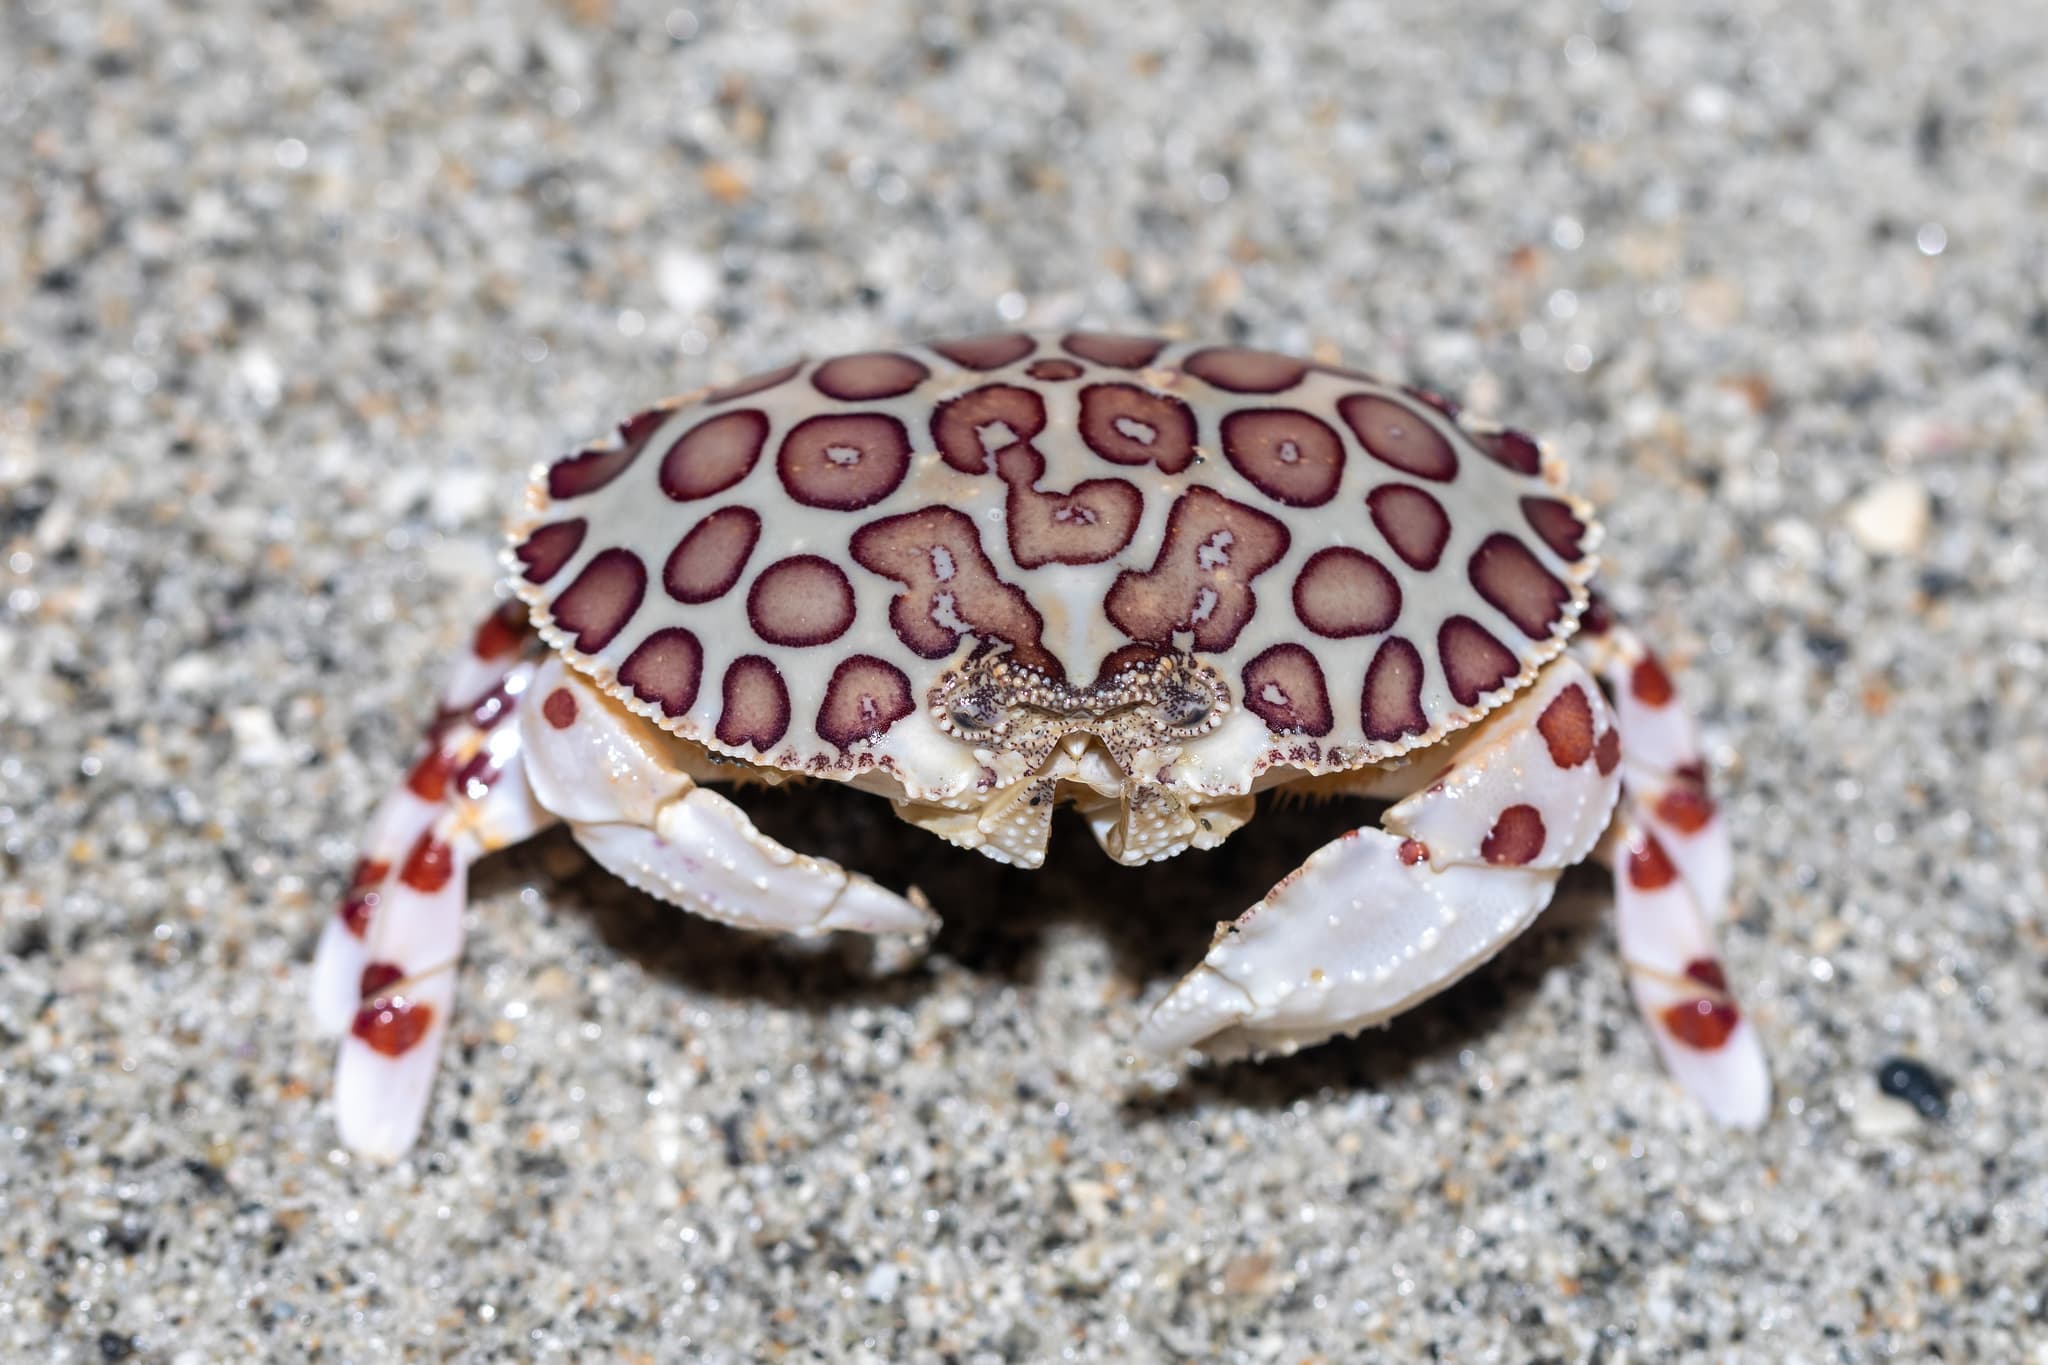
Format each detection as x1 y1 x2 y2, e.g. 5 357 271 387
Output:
1571 599 1770 1128
310 602 553 1159
519 656 937 940
1138 655 1622 1062
312 619 937 1162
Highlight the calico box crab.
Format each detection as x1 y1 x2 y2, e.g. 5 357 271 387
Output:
311 331 1768 1158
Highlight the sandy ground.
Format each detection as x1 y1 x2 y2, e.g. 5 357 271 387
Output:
3 0 2046 1359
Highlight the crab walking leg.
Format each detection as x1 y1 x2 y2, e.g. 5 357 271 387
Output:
311 604 554 1160
518 657 939 940
1571 606 1770 1128
1138 656 1622 1062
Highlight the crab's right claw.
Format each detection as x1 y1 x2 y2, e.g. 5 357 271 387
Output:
520 657 939 942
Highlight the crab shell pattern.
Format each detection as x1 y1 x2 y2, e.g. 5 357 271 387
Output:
312 331 1769 1160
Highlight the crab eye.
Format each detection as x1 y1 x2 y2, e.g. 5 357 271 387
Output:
949 697 1000 732
1160 689 1215 730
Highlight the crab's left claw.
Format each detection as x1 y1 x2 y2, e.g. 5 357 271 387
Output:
1137 656 1622 1066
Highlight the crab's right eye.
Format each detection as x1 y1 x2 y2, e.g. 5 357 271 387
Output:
949 697 1000 732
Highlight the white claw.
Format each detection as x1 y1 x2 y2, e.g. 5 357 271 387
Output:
1138 828 1553 1062
817 873 939 938
1133 963 1257 1058
571 791 934 939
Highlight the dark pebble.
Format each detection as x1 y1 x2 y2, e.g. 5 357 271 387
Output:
1877 1056 1952 1120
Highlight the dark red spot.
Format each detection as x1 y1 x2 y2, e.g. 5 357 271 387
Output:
1655 785 1717 834
1481 804 1546 865
1241 644 1333 736
1061 332 1166 368
706 359 802 404
1479 428 1543 476
1537 684 1596 767
338 887 379 938
811 351 929 401
1594 727 1621 774
1340 394 1459 482
1522 496 1590 561
405 747 457 801
1397 838 1429 866
1660 961 1739 1050
466 678 517 731
930 333 1036 370
514 518 587 584
816 655 915 749
1469 533 1571 640
1362 636 1429 742
1438 616 1520 707
1078 383 1197 474
747 555 856 647
1293 547 1401 639
850 507 1057 673
471 601 530 661
351 974 435 1058
1686 958 1729 993
399 829 455 894
1631 653 1675 707
994 443 1142 568
551 547 648 653
1221 407 1345 507
776 413 912 510
716 655 791 751
1027 358 1084 382
1626 831 1678 890
618 627 705 715
1674 759 1709 788
542 687 578 729
1580 592 1616 636
659 409 769 502
663 506 761 604
1366 483 1451 571
453 747 508 799
1104 487 1290 653
350 858 391 891
546 408 669 499
1183 347 1308 394
359 961 404 998
932 383 1044 475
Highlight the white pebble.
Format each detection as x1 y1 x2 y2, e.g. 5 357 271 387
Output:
229 706 288 767
862 1263 901 1302
658 249 719 314
1844 477 1930 555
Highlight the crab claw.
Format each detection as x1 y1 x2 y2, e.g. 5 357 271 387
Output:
1139 656 1622 1065
1137 827 1555 1059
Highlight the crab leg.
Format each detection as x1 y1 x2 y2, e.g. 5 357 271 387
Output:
310 602 553 1159
1571 604 1770 1128
518 656 939 940
1138 656 1622 1063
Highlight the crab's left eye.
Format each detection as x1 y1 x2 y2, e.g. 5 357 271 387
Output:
1160 689 1215 730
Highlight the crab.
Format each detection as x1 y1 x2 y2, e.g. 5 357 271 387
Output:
311 331 1769 1159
